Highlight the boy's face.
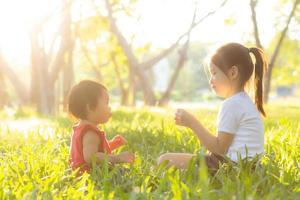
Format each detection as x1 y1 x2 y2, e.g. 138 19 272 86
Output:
87 90 112 124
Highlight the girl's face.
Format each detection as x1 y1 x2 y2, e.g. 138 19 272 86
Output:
209 63 233 98
87 91 112 125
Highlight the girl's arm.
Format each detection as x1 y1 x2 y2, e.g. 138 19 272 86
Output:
83 131 134 164
175 109 234 155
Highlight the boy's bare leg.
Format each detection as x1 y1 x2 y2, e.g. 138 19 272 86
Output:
157 153 195 169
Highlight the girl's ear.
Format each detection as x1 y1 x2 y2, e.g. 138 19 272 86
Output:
229 66 239 80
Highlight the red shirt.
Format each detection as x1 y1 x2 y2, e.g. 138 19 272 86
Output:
69 123 118 174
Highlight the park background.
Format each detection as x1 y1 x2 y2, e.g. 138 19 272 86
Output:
0 0 299 199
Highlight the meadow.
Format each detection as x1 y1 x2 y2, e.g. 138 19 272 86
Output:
0 104 299 199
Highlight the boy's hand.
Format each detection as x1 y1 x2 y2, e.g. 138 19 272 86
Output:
117 151 135 164
175 109 197 128
112 135 128 146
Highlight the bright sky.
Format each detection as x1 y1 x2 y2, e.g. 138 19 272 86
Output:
0 0 288 67
129 0 278 49
0 0 61 67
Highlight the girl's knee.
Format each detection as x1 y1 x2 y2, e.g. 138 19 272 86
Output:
157 153 172 166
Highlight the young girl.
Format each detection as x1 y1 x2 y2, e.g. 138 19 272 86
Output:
158 43 267 171
68 80 135 174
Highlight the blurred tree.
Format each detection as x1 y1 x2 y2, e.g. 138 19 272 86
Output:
158 35 192 106
62 0 75 111
30 0 74 114
0 0 229 111
0 70 9 108
75 14 134 105
271 36 300 86
102 0 227 105
172 42 210 101
250 0 300 102
0 53 29 104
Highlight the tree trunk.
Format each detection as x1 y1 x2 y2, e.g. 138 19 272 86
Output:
0 73 8 108
30 28 55 115
158 40 190 106
104 0 169 105
62 2 74 111
30 29 45 113
0 54 29 104
250 0 263 49
158 11 195 106
103 0 227 105
63 52 74 111
111 53 130 105
126 68 136 106
250 0 299 103
263 0 299 102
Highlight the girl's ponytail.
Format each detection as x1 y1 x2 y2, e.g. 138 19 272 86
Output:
249 47 267 117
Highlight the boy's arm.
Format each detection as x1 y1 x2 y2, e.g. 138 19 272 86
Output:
82 131 134 164
95 151 134 164
108 135 128 151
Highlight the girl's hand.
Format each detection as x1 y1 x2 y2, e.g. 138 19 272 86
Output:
112 135 128 146
117 151 135 164
175 109 197 128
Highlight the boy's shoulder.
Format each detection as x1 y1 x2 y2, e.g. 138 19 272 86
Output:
73 123 104 137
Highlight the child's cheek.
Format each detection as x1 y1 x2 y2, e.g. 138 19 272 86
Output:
107 109 112 119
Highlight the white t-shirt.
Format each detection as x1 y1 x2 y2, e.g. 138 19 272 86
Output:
217 91 264 162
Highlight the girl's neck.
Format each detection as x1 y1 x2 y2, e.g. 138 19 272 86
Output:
226 88 244 98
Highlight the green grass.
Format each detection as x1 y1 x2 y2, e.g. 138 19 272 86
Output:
0 105 299 199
